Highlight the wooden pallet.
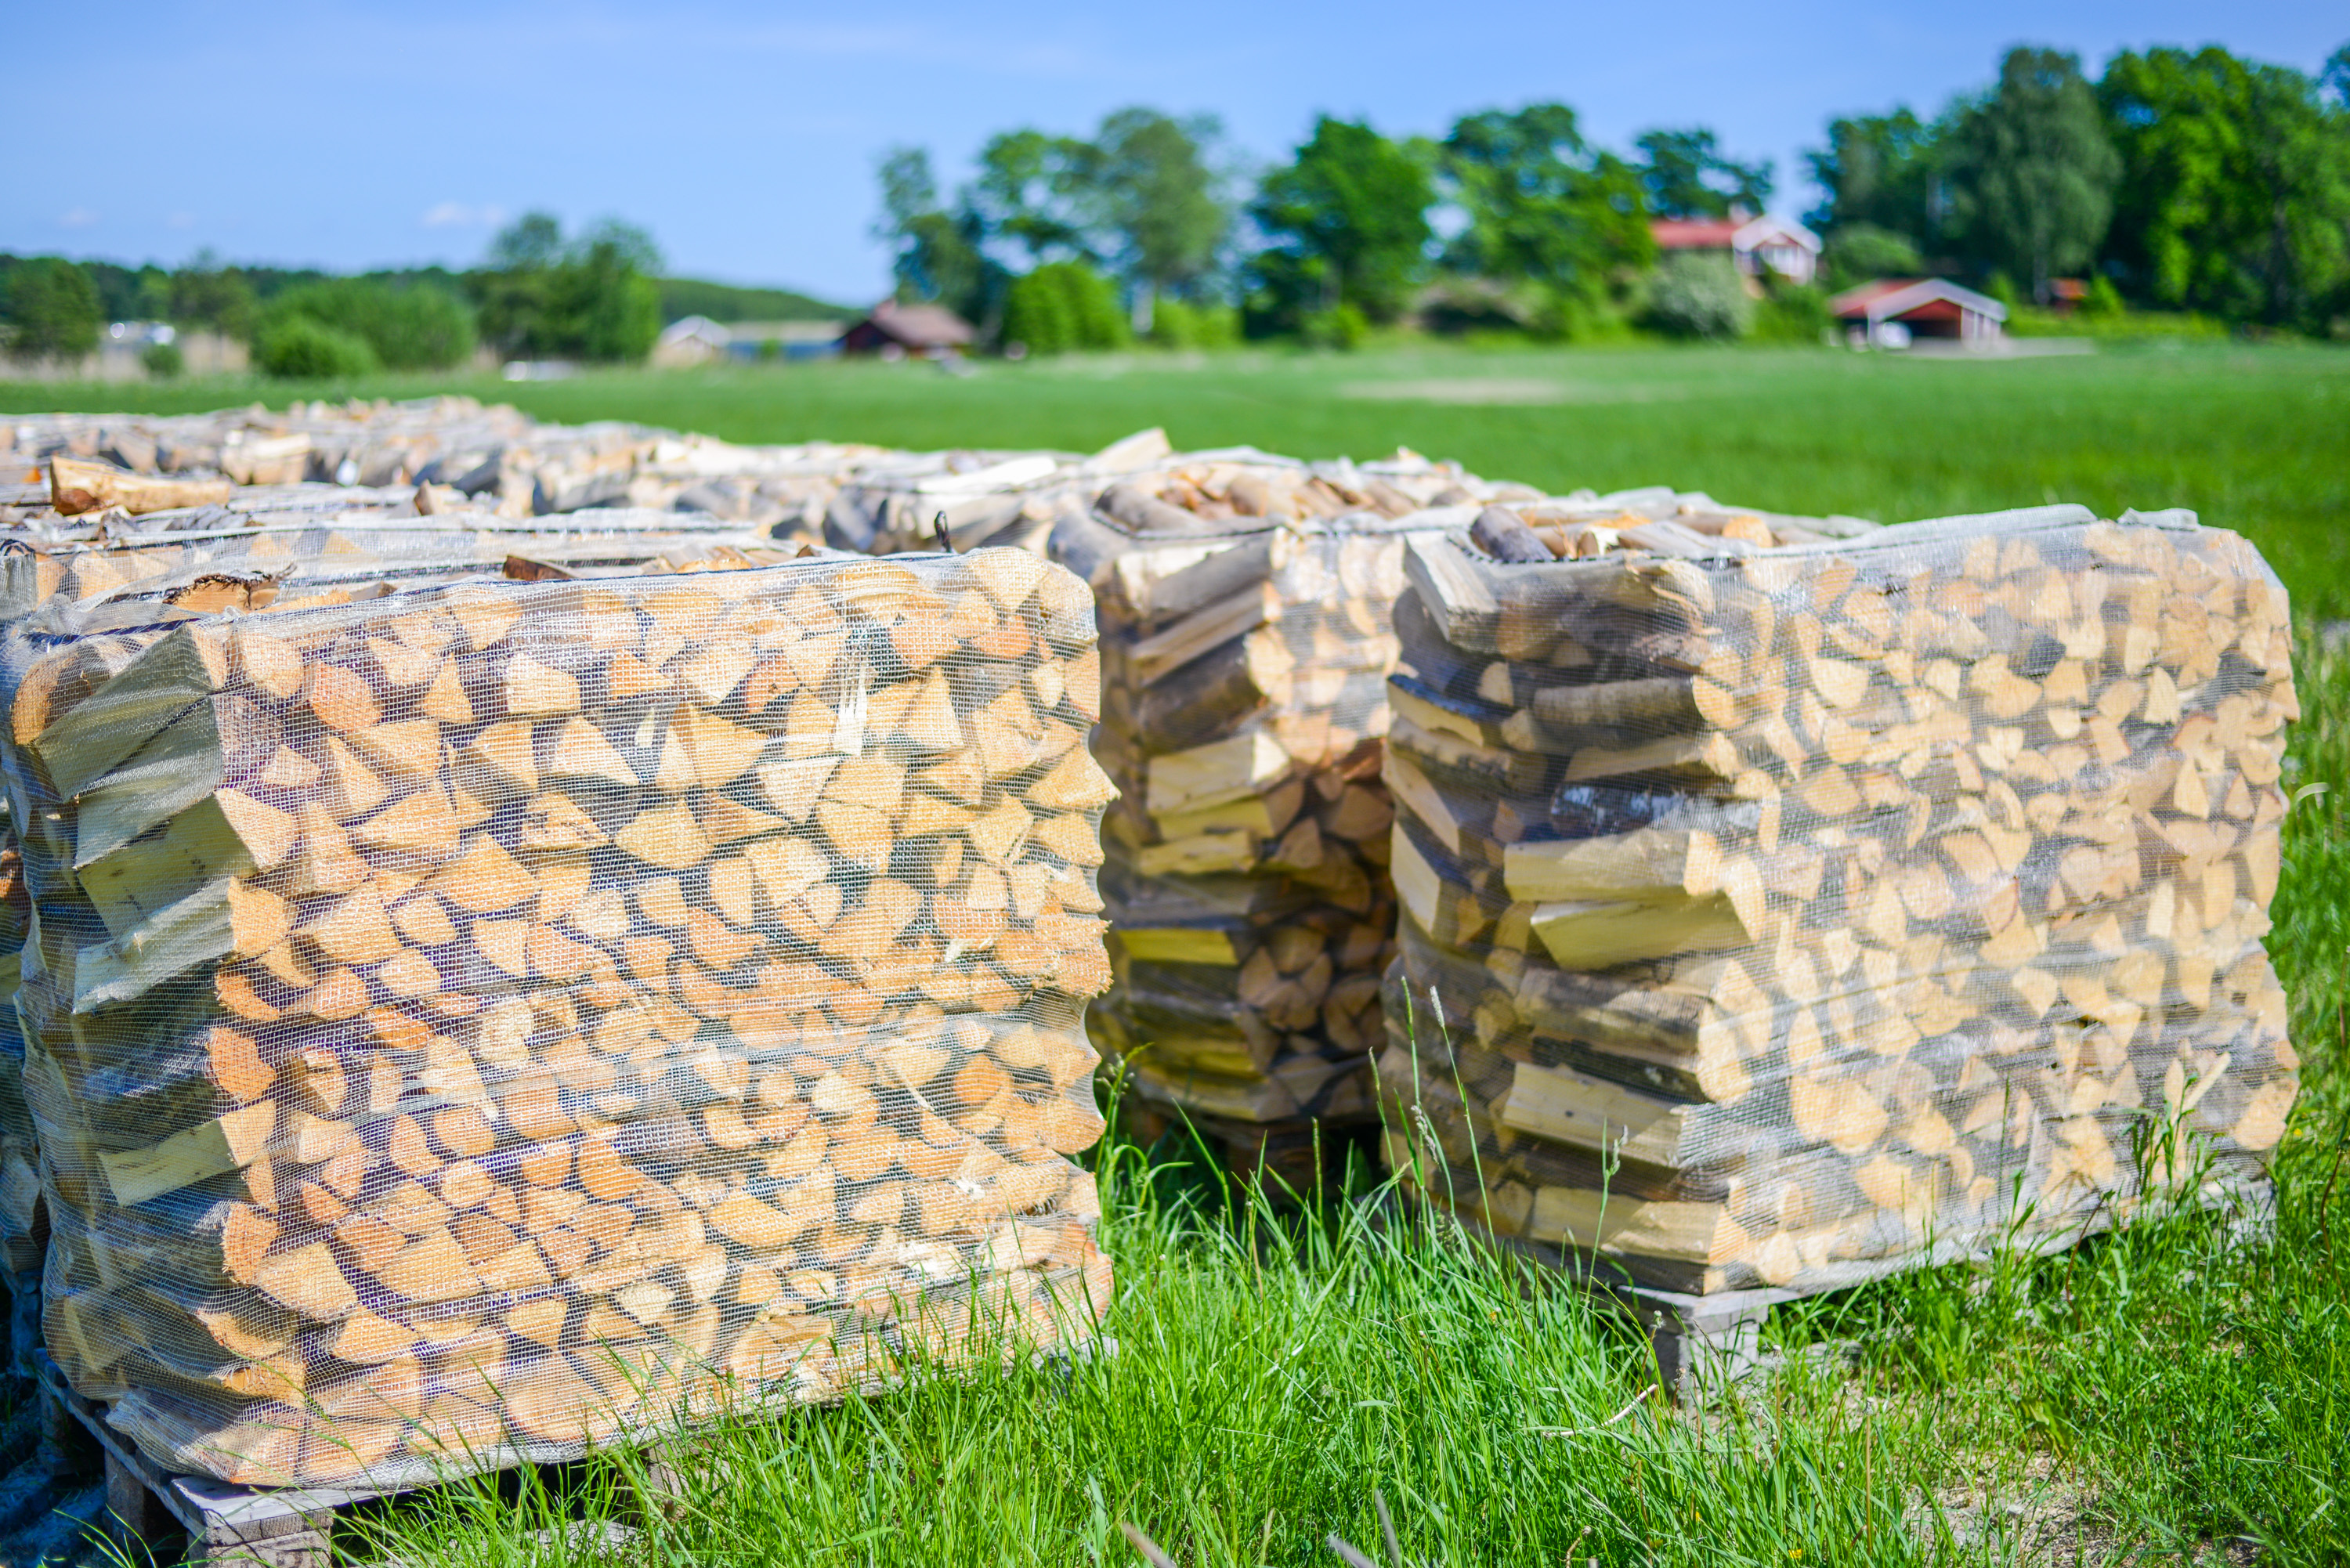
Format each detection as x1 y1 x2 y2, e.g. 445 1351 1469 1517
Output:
36 1330 1120 1565
1445 1177 2280 1400
40 1353 371 1568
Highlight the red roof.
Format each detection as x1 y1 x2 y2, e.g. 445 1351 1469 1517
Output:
1829 279 1917 313
1650 219 1743 250
1827 277 2008 323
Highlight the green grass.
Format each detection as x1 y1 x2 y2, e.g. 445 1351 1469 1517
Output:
12 341 2350 1564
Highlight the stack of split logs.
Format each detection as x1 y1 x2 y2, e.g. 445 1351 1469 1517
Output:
821 429 1173 558
0 545 1115 1487
1379 499 2299 1295
1047 452 1542 1164
5 400 891 545
0 474 797 1307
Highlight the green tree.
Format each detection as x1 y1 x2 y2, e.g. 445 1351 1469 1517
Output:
259 277 477 370
1083 109 1228 329
969 130 1096 266
489 212 566 270
473 212 667 362
2 257 102 359
1000 261 1130 354
1440 104 1654 334
873 148 991 325
562 230 661 362
2099 45 2350 327
1943 47 2120 301
254 316 380 378
1820 222 1926 289
1634 128 1773 218
1250 117 1434 324
168 251 257 340
1803 107 1943 246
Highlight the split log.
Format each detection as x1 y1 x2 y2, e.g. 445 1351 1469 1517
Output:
49 458 234 517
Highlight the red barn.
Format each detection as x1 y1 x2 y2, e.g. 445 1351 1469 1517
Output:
837 299 976 359
1828 278 2007 348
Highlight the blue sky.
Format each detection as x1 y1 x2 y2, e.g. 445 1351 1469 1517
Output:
9 2 2341 303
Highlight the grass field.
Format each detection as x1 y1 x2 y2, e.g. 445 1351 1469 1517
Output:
6 342 2348 1565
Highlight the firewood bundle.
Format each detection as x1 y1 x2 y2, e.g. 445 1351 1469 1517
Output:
0 507 817 1297
823 430 1173 558
1378 500 2299 1295
6 403 895 545
5 399 537 493
2 487 787 620
1047 452 1542 1129
0 547 1115 1487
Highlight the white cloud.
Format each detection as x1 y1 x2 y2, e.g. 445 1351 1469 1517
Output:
421 201 508 229
59 207 99 229
166 211 197 229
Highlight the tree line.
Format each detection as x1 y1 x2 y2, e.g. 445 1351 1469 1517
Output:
5 38 2345 372
0 214 679 374
883 38 2350 350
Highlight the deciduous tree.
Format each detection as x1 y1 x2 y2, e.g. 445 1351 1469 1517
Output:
1083 110 1228 329
473 212 664 363
1441 105 1653 330
1251 117 1434 323
1634 128 1773 219
1943 48 2119 301
873 148 992 327
1803 108 1943 247
2099 45 2350 327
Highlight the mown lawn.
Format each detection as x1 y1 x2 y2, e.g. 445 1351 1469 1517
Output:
6 341 2348 1564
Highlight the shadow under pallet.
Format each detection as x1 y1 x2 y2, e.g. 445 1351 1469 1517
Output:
1429 1176 2278 1400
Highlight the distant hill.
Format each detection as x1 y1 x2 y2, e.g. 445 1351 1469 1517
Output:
656 278 855 324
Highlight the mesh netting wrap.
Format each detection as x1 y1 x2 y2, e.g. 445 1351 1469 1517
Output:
1048 451 1543 1129
0 547 1115 1487
1377 500 2298 1295
0 803 33 1275
0 508 826 1294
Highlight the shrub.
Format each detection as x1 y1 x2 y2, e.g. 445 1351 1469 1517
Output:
1001 262 1130 355
141 339 186 378
1820 222 1925 290
1302 303 1369 350
1753 284 1832 343
260 278 476 370
1148 297 1240 349
254 316 381 378
1643 252 1754 341
2081 274 2126 317
1531 284 1637 344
